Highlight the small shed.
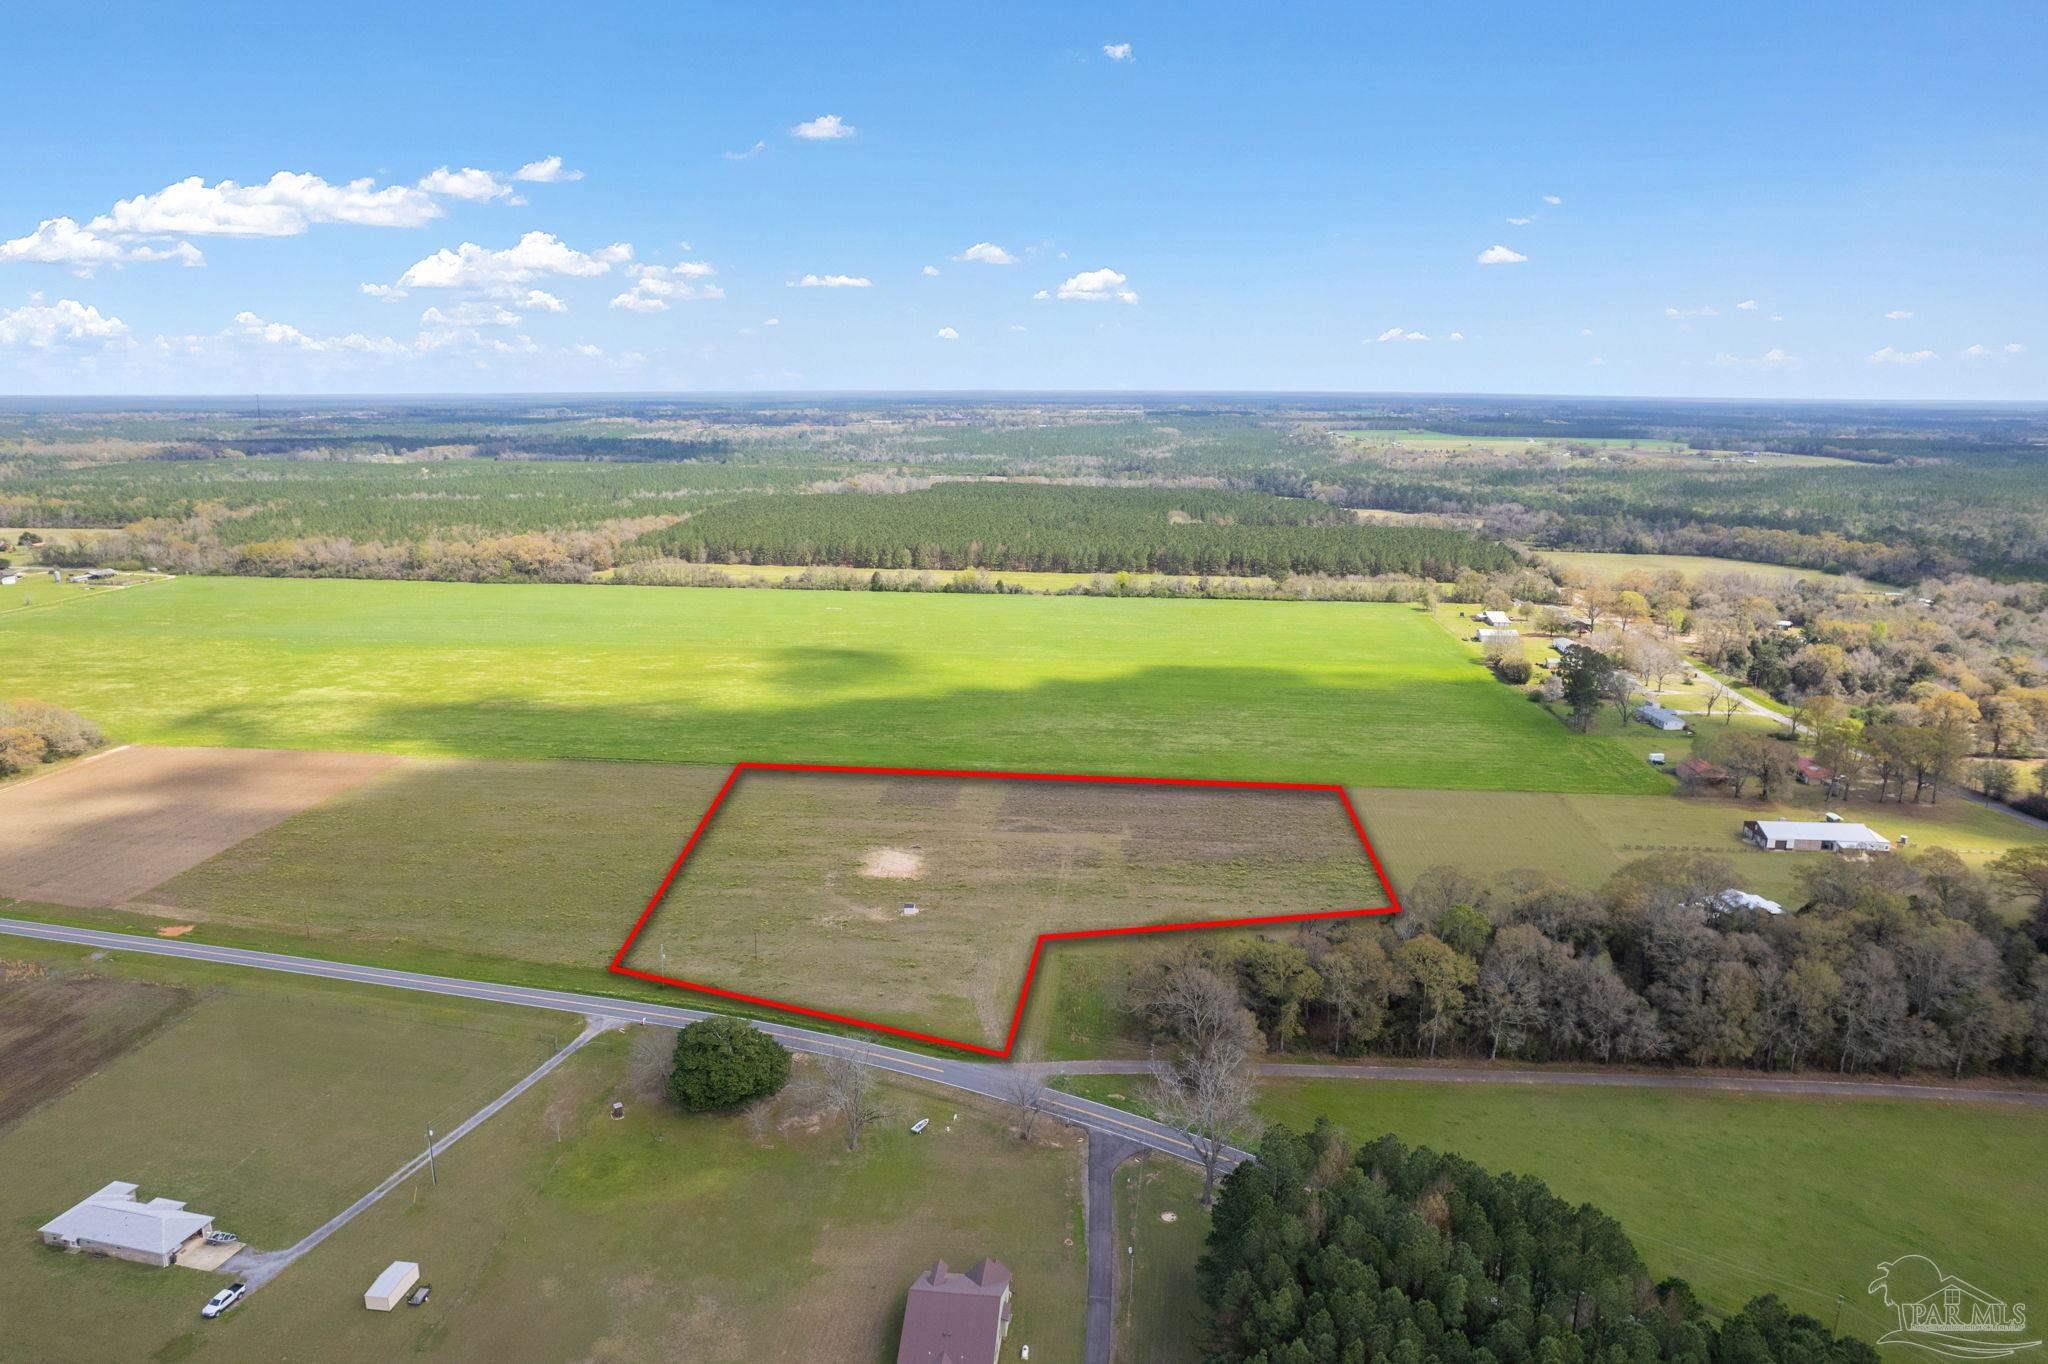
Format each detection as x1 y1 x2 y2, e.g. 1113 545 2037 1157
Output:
1478 610 1513 628
1475 627 1521 647
365 1260 420 1311
1634 702 1687 731
0 573 18 586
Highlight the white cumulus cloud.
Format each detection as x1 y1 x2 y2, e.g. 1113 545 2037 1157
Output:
1506 216 1532 226
0 297 131 348
790 114 856 141
921 264 940 277
1055 267 1138 303
2006 342 2027 354
1868 345 1936 365
417 166 516 202
793 272 873 288
1736 299 1759 311
724 141 767 162
610 261 722 312
394 231 633 294
1542 194 1562 205
1372 327 1429 343
1884 309 1915 320
936 326 960 340
102 171 443 237
1103 42 1134 61
954 242 1017 265
1476 244 1527 265
513 155 583 183
0 217 204 274
1666 305 1719 320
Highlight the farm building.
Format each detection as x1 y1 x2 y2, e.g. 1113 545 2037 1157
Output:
1634 702 1687 731
896 1258 1013 1364
1477 610 1513 628
1674 757 1730 787
1744 819 1892 853
0 573 17 586
1475 627 1521 647
38 1182 216 1267
1794 755 1834 786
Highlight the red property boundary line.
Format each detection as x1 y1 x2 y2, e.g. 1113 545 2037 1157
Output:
608 761 1404 1058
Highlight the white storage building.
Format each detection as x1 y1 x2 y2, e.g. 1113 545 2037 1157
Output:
365 1260 421 1311
39 1181 216 1267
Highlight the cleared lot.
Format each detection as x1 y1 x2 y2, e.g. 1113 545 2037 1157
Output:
0 746 399 906
621 768 1388 1046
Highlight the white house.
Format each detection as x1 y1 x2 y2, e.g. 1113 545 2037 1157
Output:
1743 819 1892 853
39 1182 216 1267
1634 702 1687 731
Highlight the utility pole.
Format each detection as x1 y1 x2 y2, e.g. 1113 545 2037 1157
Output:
425 1127 438 1186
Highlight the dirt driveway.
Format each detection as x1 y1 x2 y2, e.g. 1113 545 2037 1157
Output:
0 746 401 907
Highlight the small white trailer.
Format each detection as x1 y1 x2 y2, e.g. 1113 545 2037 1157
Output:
365 1260 420 1311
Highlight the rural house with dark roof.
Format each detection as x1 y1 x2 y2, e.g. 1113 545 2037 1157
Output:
896 1258 1013 1364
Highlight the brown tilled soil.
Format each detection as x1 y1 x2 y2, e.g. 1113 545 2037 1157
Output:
0 963 193 1127
0 746 402 907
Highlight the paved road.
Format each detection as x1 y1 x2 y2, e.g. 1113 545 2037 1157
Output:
1083 1134 1146 1364
0 917 1241 1170
232 1020 610 1289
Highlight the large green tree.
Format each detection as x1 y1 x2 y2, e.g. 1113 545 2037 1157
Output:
666 1016 792 1112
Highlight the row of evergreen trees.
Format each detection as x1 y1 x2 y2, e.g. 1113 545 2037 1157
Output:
1201 1125 1879 1363
636 483 1518 579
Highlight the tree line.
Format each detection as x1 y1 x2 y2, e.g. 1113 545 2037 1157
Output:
1133 847 2048 1079
636 483 1519 579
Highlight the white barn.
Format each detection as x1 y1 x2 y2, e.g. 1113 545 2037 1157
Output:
1743 819 1892 853
39 1182 216 1267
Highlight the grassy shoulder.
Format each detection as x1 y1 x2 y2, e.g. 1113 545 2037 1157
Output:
1115 1156 1211 1364
0 575 1662 793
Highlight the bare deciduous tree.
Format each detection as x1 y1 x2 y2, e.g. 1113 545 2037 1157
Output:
1003 1070 1050 1140
1152 1030 1258 1209
818 1050 883 1150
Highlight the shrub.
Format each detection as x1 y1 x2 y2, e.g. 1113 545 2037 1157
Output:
1490 655 1532 684
0 727 48 775
666 1016 792 1112
0 699 107 761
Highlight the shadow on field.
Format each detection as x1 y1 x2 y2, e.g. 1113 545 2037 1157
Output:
159 659 1656 792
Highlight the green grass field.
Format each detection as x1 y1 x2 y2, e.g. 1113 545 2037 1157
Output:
1535 549 1871 587
0 575 1660 793
1114 1156 1211 1363
1256 1079 2046 1342
1354 784 2045 905
622 768 1384 1045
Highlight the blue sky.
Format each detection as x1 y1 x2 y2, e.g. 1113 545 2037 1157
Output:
2 1 2042 398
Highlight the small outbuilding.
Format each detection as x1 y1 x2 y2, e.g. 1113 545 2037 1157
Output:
1475 627 1521 647
1478 610 1514 628
365 1260 421 1311
1634 702 1688 731
39 1181 216 1267
1793 755 1834 786
1744 819 1892 853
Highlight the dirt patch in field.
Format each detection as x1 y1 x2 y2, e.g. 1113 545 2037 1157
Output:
0 746 402 906
858 847 925 879
0 965 193 1127
155 924 195 937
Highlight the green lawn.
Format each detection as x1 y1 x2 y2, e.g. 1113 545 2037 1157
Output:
1115 1156 1212 1363
1256 1080 2046 1343
0 575 1659 793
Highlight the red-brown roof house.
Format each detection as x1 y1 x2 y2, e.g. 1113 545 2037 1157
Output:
896 1258 1013 1364
1674 757 1730 787
1794 755 1834 785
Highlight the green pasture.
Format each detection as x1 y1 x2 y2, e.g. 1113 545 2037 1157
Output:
1257 1079 2046 1342
0 575 1661 793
